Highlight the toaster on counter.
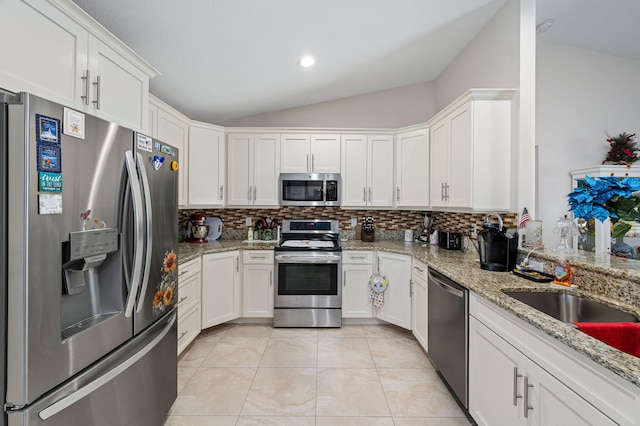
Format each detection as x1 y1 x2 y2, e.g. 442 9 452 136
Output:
438 230 463 250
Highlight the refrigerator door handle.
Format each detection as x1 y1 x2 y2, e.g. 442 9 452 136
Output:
124 151 145 317
135 152 153 314
38 313 177 420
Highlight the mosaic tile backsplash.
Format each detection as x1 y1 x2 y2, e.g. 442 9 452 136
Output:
180 208 517 241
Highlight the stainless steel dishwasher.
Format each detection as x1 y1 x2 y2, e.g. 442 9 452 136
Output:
428 268 468 408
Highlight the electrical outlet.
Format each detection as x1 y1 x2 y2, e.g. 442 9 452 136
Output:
528 260 544 272
350 218 357 227
246 217 252 226
470 224 477 238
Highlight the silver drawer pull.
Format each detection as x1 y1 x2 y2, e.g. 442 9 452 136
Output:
178 296 188 304
513 367 522 406
524 376 534 418
178 331 189 341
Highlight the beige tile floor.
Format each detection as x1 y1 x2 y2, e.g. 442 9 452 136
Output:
165 324 472 425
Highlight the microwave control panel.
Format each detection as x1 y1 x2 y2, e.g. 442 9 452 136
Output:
326 180 338 202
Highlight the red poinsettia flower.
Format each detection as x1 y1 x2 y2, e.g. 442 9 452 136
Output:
625 149 633 158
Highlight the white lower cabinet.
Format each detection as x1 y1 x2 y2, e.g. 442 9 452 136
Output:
242 250 274 318
201 251 240 329
411 259 428 351
470 293 624 425
375 252 412 329
177 257 201 355
342 251 374 318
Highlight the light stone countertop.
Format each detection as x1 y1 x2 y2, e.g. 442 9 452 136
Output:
178 239 640 389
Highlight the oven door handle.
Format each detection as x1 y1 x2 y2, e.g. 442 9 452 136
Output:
274 254 341 263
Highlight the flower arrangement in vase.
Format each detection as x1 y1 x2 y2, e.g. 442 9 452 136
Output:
361 216 375 242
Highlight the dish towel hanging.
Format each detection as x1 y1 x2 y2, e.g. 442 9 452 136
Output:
573 322 640 357
369 274 389 309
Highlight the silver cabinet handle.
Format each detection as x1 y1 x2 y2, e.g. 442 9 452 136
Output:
236 256 239 272
92 75 101 110
250 255 268 260
312 154 315 171
178 330 189 341
253 186 257 201
219 185 224 200
343 271 346 287
524 376 534 418
248 186 252 201
306 154 310 172
364 187 367 202
513 367 522 406
368 187 372 202
396 187 400 201
81 69 90 105
441 182 445 201
413 266 425 272
270 271 273 287
178 296 188 305
444 183 450 201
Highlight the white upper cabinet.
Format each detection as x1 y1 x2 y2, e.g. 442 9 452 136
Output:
0 0 157 131
189 122 226 206
152 97 190 207
341 134 394 207
395 128 430 208
228 133 280 206
280 134 340 173
428 89 514 211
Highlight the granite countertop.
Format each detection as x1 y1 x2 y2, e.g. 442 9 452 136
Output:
178 239 640 389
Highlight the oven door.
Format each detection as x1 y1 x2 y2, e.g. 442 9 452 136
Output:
274 251 342 308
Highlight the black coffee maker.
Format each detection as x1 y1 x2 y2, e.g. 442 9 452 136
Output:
477 212 519 271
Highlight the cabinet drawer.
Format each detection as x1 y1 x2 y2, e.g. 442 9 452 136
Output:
177 273 199 317
243 250 274 264
411 260 428 285
342 250 373 264
178 257 201 280
177 306 200 355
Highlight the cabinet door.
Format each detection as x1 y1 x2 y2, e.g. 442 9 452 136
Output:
368 135 395 207
395 129 429 208
311 134 341 173
253 134 280 206
341 135 368 207
189 125 225 206
448 103 472 208
227 134 253 206
429 120 449 207
0 0 88 108
243 265 274 317
528 362 616 426
375 252 411 329
342 263 373 318
87 35 149 131
201 252 240 329
280 134 311 173
157 109 189 206
469 317 523 426
411 260 428 351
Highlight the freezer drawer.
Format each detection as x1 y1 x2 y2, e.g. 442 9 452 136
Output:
8 312 177 426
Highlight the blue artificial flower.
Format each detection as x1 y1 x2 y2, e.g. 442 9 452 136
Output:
567 175 640 225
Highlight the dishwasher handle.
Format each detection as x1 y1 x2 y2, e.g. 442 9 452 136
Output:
429 273 464 298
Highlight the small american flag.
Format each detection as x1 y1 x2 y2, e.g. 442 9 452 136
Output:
518 207 531 229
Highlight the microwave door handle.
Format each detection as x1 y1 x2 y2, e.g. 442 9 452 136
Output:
124 151 144 317
135 152 153 314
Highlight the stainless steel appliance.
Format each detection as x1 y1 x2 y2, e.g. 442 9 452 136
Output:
187 213 209 243
477 212 519 271
1 91 178 425
438 230 463 250
428 268 468 409
279 173 341 206
274 219 342 327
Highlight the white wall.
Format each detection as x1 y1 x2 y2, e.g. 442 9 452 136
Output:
434 0 520 111
536 42 640 247
218 81 435 128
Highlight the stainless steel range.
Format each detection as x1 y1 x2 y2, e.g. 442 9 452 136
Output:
274 219 342 327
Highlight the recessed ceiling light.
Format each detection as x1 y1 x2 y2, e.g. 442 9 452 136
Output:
536 19 554 34
298 56 315 68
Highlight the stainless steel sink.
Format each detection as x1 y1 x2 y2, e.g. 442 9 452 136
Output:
503 291 639 323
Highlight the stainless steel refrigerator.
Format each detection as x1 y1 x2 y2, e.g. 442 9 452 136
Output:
1 91 179 425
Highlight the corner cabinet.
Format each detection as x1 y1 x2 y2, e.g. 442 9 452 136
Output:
227 133 280 206
201 251 241 329
177 257 201 355
280 134 341 173
342 251 374 318
429 89 514 211
188 122 226 206
0 0 156 132
469 292 633 426
375 252 412 329
242 251 275 318
395 128 430 208
341 135 395 207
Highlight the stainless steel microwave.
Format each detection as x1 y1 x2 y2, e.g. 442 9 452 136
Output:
279 173 341 206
